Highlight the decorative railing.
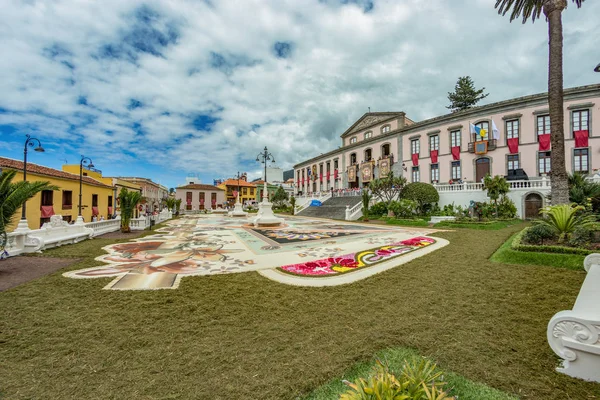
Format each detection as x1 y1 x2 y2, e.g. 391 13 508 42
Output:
345 201 363 221
295 192 332 213
434 178 551 193
85 218 121 237
467 139 497 153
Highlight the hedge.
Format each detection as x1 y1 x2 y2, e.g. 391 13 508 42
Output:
511 227 595 256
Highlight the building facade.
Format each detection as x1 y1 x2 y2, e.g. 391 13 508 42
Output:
294 85 600 213
1 157 114 229
118 177 168 213
217 175 257 206
175 184 225 211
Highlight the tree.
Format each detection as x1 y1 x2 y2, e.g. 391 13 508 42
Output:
169 187 175 195
164 197 177 213
367 172 407 216
289 196 296 215
446 76 489 112
0 170 57 254
482 174 510 216
118 188 142 233
495 0 584 205
175 199 182 215
361 190 372 221
401 182 439 215
271 186 289 208
569 172 600 212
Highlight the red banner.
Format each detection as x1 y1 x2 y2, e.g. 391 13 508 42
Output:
451 146 460 160
326 171 330 180
186 200 191 205
574 130 589 148
108 207 113 214
430 150 438 164
40 206 55 218
334 169 338 180
92 206 99 216
507 138 519 154
411 153 419 166
200 199 204 205
319 173 323 183
538 134 551 151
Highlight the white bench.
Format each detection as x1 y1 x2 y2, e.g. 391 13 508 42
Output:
26 215 94 251
429 216 456 224
547 253 600 382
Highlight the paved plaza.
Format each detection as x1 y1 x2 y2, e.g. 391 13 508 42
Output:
64 215 448 290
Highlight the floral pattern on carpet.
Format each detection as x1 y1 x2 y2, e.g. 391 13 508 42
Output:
278 236 435 276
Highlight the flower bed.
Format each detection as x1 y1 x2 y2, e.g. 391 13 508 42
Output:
511 227 595 256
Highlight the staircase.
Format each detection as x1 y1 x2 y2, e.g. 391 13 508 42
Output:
297 196 362 220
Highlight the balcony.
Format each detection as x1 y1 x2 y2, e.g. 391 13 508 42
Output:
468 139 497 153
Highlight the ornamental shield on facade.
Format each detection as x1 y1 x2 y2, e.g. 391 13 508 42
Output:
361 162 373 183
347 165 356 183
312 165 318 181
378 158 390 178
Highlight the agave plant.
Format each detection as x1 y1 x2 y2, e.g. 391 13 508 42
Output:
538 203 596 242
118 188 142 233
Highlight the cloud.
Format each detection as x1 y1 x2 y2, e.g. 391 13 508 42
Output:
0 0 598 187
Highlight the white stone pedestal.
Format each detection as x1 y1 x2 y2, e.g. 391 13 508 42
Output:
252 182 284 227
74 215 85 225
14 219 31 232
230 201 247 218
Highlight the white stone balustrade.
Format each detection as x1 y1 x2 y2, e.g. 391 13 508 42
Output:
85 218 121 237
547 254 600 383
345 201 363 221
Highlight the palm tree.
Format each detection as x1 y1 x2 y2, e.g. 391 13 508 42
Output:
495 0 584 205
175 199 182 216
164 197 177 213
118 188 142 233
0 169 57 249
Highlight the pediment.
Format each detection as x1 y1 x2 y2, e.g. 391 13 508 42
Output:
342 112 403 137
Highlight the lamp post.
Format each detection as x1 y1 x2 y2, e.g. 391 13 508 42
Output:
16 135 45 231
231 171 247 217
76 156 94 225
255 146 275 201
252 146 282 226
595 63 600 73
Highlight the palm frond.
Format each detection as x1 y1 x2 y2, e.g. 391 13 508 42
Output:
495 0 584 23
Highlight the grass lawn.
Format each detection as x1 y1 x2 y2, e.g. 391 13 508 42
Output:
433 219 522 230
491 232 585 270
1 222 599 399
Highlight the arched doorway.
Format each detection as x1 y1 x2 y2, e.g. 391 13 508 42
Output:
525 193 543 219
475 157 490 182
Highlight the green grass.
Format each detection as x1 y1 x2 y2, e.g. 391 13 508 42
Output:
433 219 522 230
491 232 585 270
305 347 517 400
1 222 599 399
382 217 430 227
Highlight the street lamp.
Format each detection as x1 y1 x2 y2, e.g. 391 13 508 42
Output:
252 146 282 227
595 63 600 73
77 156 94 222
18 134 45 230
255 146 275 200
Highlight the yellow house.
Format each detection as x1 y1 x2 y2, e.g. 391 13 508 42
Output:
1 157 115 230
62 166 143 216
217 177 257 206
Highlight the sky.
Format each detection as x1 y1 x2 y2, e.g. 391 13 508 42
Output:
1 0 598 189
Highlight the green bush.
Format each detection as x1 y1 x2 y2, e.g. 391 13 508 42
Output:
388 199 418 218
568 225 597 248
512 227 594 255
523 224 556 245
401 183 439 215
538 204 596 242
369 202 388 217
340 358 453 400
497 197 517 219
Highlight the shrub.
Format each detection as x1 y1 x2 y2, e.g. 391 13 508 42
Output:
472 201 495 220
523 224 557 245
361 191 372 221
340 358 453 400
388 199 418 219
401 183 439 215
497 196 517 219
369 202 388 217
512 227 594 256
568 226 597 248
538 204 596 242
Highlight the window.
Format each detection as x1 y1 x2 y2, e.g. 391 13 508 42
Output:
350 137 357 144
250 188 254 195
410 139 420 155
574 148 589 173
381 125 391 134
572 110 589 135
382 143 391 157
539 151 551 175
364 149 372 161
92 194 98 207
537 115 550 139
451 161 461 180
450 130 461 148
411 166 420 182
62 190 72 209
211 193 217 209
474 121 489 141
429 135 439 151
364 131 372 139
41 190 53 206
430 164 439 183
243 187 247 195
334 159 339 169
108 195 113 207
506 119 519 140
350 153 357 165
507 154 520 172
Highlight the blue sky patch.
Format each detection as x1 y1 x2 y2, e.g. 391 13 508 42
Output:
273 42 293 59
191 114 219 131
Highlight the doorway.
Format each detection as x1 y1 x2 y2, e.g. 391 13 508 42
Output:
525 193 543 219
475 158 490 182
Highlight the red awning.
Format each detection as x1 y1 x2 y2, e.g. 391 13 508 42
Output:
40 206 55 218
108 207 113 214
92 207 99 216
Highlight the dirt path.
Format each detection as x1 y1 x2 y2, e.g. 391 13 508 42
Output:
0 256 79 292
